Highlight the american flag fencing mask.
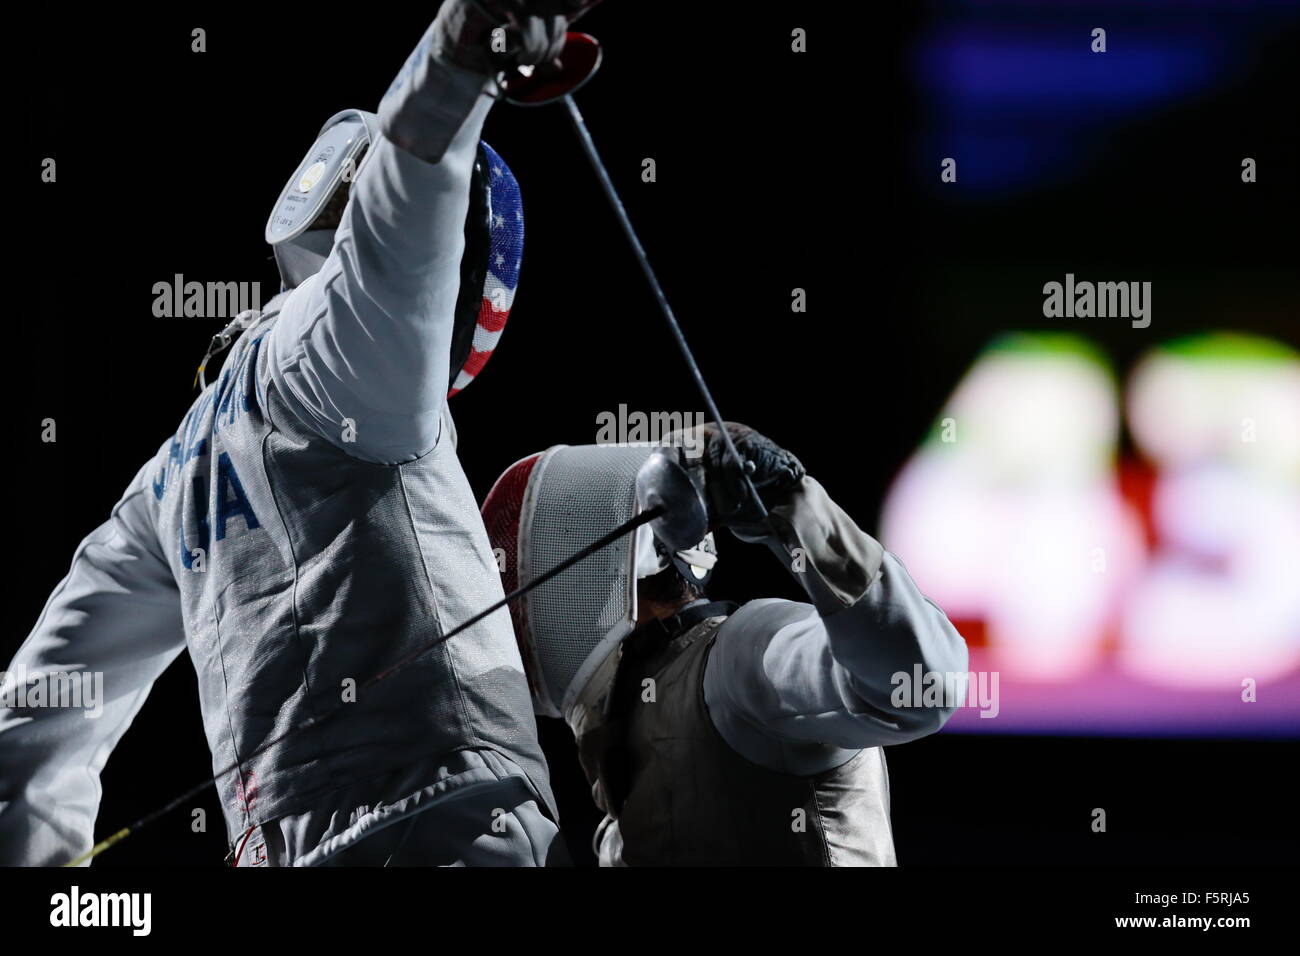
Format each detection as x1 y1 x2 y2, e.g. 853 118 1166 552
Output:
264 109 521 398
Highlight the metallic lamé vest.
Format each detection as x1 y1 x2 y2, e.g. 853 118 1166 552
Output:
582 614 896 866
149 311 555 840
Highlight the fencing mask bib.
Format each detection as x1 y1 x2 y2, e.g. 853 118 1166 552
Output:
264 109 521 396
481 444 717 722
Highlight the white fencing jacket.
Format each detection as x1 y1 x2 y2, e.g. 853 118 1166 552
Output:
591 478 970 865
0 27 558 867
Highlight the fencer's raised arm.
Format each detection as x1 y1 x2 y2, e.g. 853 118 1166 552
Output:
0 463 187 866
270 2 603 463
265 15 499 465
686 426 969 774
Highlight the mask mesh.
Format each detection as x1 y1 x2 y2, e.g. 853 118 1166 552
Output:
520 445 656 710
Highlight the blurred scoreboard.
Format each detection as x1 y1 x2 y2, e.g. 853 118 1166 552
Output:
880 333 1300 736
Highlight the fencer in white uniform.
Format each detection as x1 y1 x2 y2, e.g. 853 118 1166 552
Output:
0 1 590 867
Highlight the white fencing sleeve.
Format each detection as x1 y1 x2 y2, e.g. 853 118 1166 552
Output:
704 478 969 774
267 31 497 465
0 464 186 866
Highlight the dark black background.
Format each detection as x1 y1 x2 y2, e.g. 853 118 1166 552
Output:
10 3 1297 868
